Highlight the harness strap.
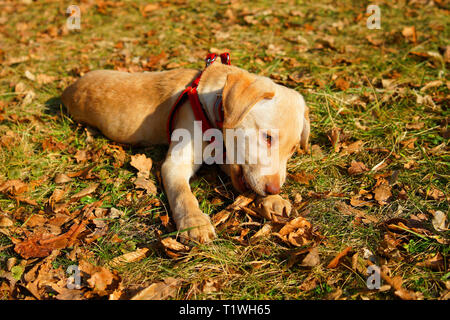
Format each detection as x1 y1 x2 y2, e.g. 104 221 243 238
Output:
166 52 230 143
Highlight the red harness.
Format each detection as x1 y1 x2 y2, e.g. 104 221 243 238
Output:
166 52 230 143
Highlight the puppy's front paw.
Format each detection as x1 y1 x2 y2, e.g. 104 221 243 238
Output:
178 210 216 244
254 194 292 222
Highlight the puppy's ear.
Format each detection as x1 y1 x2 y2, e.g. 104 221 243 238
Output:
300 105 310 152
222 71 274 129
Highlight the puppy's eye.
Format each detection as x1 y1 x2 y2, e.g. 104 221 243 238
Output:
263 133 272 146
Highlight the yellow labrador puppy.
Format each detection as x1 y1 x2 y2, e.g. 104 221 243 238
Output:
62 55 310 243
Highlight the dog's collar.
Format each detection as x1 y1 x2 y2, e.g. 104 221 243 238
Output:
166 53 230 143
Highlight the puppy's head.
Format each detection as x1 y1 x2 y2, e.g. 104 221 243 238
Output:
222 70 310 196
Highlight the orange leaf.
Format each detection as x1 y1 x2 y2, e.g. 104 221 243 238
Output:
327 246 352 268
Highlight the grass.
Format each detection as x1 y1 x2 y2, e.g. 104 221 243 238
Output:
0 0 448 300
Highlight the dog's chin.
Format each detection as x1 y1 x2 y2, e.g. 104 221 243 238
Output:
229 165 265 196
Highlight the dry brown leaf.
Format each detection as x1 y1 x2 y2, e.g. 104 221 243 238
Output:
272 216 316 247
300 247 320 267
378 264 422 300
110 248 149 267
0 216 13 227
278 217 311 236
328 127 342 152
130 154 153 177
336 202 378 223
289 171 315 184
335 78 349 91
350 196 373 207
327 246 352 269
432 211 448 232
426 187 445 201
200 279 222 294
348 161 368 176
373 184 392 205
0 179 28 195
405 122 425 130
54 173 72 184
74 150 89 163
416 253 445 271
133 176 157 195
341 140 364 155
212 193 256 227
36 74 57 84
420 80 443 92
24 250 62 299
14 221 86 258
402 26 417 43
299 276 318 291
71 183 99 199
141 3 160 16
79 260 120 297
161 237 190 253
131 277 182 300
400 137 417 149
249 223 273 243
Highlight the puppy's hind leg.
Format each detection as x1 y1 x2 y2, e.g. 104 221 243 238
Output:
161 124 216 244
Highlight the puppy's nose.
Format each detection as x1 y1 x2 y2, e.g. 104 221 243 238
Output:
265 179 280 195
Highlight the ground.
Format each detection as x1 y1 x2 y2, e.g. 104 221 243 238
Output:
0 0 448 300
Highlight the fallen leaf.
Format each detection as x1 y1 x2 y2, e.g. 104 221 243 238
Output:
336 202 378 223
335 78 349 91
348 161 368 176
24 70 35 81
131 277 182 300
328 127 342 152
250 223 273 241
0 179 28 195
300 247 320 267
420 80 443 92
36 74 57 85
378 264 422 300
0 216 13 227
373 184 392 205
133 176 157 195
416 253 444 271
327 246 352 269
272 216 315 247
14 221 86 258
402 26 417 43
141 3 160 17
289 171 315 184
130 154 153 177
79 260 120 297
110 248 149 267
298 276 318 291
341 140 364 155
400 137 417 149
160 237 190 255
432 211 448 232
426 187 445 201
199 279 222 294
405 122 424 130
71 183 99 199
54 173 72 184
